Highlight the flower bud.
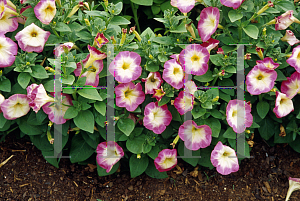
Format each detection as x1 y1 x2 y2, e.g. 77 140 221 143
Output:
67 5 79 18
84 19 90 26
185 22 196 38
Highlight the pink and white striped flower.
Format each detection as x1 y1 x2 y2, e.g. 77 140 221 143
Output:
0 0 18 19
154 149 177 172
197 7 220 42
143 102 172 134
15 23 50 53
163 59 184 89
256 57 279 70
286 46 300 73
152 86 165 102
94 33 109 48
1 94 30 120
27 84 54 113
0 34 18 68
141 72 163 94
34 0 56 25
115 82 145 112
226 99 253 134
281 30 300 46
285 177 300 201
0 7 18 35
281 71 300 99
184 80 197 95
74 55 103 86
220 0 244 9
200 38 219 52
170 0 195 14
42 92 73 124
174 91 194 115
179 44 210 76
210 141 239 175
246 65 277 95
96 141 124 173
109 51 142 83
83 45 106 69
275 10 300 31
273 91 294 118
53 42 75 57
178 120 212 151
0 93 4 113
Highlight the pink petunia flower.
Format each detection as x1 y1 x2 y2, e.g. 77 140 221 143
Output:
94 33 109 48
0 34 18 68
285 177 300 201
200 38 219 52
15 23 50 53
170 0 195 14
141 72 163 94
0 0 18 19
27 84 54 113
281 30 300 46
286 46 300 73
184 80 197 95
53 42 75 57
154 149 177 172
83 45 106 69
178 120 212 151
275 10 300 31
96 141 124 173
1 94 30 120
220 0 244 9
217 48 224 55
0 93 5 113
109 51 142 83
0 6 18 34
34 0 56 25
256 57 279 70
115 82 145 112
197 7 220 42
143 102 172 134
152 86 166 102
210 141 239 175
163 59 184 89
42 92 73 124
174 91 194 115
246 65 277 95
273 91 294 118
226 99 253 134
281 71 300 99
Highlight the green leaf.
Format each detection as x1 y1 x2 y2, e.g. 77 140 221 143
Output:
42 150 59 168
94 101 106 116
81 131 100 149
147 145 160 160
113 2 123 15
117 118 135 136
76 31 92 40
276 1 296 12
168 105 181 122
97 161 120 176
19 119 44 135
84 11 108 17
178 141 200 167
126 135 146 154
70 134 95 163
210 109 223 119
228 10 243 22
275 69 287 81
110 16 131 25
197 147 214 169
61 75 75 85
129 154 149 178
131 0 153 6
146 62 159 72
74 110 95 133
158 96 170 106
0 113 7 128
209 54 223 66
191 105 206 119
289 135 300 153
258 117 275 140
30 65 49 79
145 160 168 179
153 36 173 45
223 127 237 139
64 107 79 119
243 25 259 39
256 101 269 119
194 70 214 82
55 22 72 32
17 72 31 89
78 88 102 101
0 79 11 92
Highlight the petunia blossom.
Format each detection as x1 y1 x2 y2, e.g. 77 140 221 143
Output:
0 34 18 68
200 38 219 52
27 84 54 113
170 0 195 14
281 71 300 99
141 72 163 94
275 10 300 31
34 0 56 25
273 91 294 118
115 82 145 112
94 33 109 48
246 65 277 95
178 120 212 151
220 0 244 9
83 45 106 69
1 94 30 120
152 86 165 101
226 99 253 134
256 57 279 70
0 0 18 18
154 149 177 172
15 23 50 53
42 92 73 124
53 42 75 57
96 141 124 173
0 93 5 113
286 45 300 73
174 91 194 115
163 59 184 89
210 141 239 175
184 80 197 95
197 7 220 42
285 177 300 201
143 102 172 134
281 30 300 46
179 44 210 76
0 7 18 35
109 51 142 83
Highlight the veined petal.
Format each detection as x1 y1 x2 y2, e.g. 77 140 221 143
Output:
256 57 279 70
0 34 17 67
171 0 195 13
0 12 18 35
154 149 177 172
174 91 194 115
163 59 184 89
27 83 54 113
34 0 56 25
184 80 197 95
275 10 296 30
281 71 300 99
1 94 30 120
0 93 4 113
285 177 300 201
142 72 163 94
197 7 220 42
281 30 300 46
273 91 294 118
220 0 244 9
200 38 220 52
286 45 300 73
95 33 109 48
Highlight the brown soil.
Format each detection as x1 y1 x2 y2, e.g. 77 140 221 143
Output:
0 134 299 201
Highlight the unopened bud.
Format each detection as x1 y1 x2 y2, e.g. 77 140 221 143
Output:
185 22 196 38
84 19 90 26
244 53 251 60
137 154 141 159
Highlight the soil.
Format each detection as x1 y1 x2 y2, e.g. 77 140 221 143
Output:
0 134 300 201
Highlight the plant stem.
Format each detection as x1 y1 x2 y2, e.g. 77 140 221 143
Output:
7 127 18 135
211 76 218 86
130 1 141 33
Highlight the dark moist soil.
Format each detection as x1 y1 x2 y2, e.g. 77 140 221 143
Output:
0 134 300 201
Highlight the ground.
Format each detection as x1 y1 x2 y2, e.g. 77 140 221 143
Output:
0 134 299 201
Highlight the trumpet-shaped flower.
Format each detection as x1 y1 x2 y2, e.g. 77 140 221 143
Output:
184 80 197 95
143 102 172 134
42 92 73 124
0 0 18 19
226 99 253 133
0 8 18 35
197 7 220 42
84 45 106 69
170 0 195 14
27 84 54 113
154 149 177 172
53 42 75 57
275 10 300 31
1 94 30 120
74 55 103 86
96 141 124 173
246 65 277 95
281 30 300 46
281 71 300 99
109 51 142 83
256 57 279 70
34 0 56 25
174 91 194 115
210 141 239 175
163 59 184 89
0 34 18 68
285 177 300 201
200 38 219 52
94 33 109 48
141 72 163 94
220 0 244 9
178 120 212 151
15 23 50 53
179 44 210 76
0 93 4 113
273 91 294 118
286 46 300 73
152 86 165 101
115 82 145 112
